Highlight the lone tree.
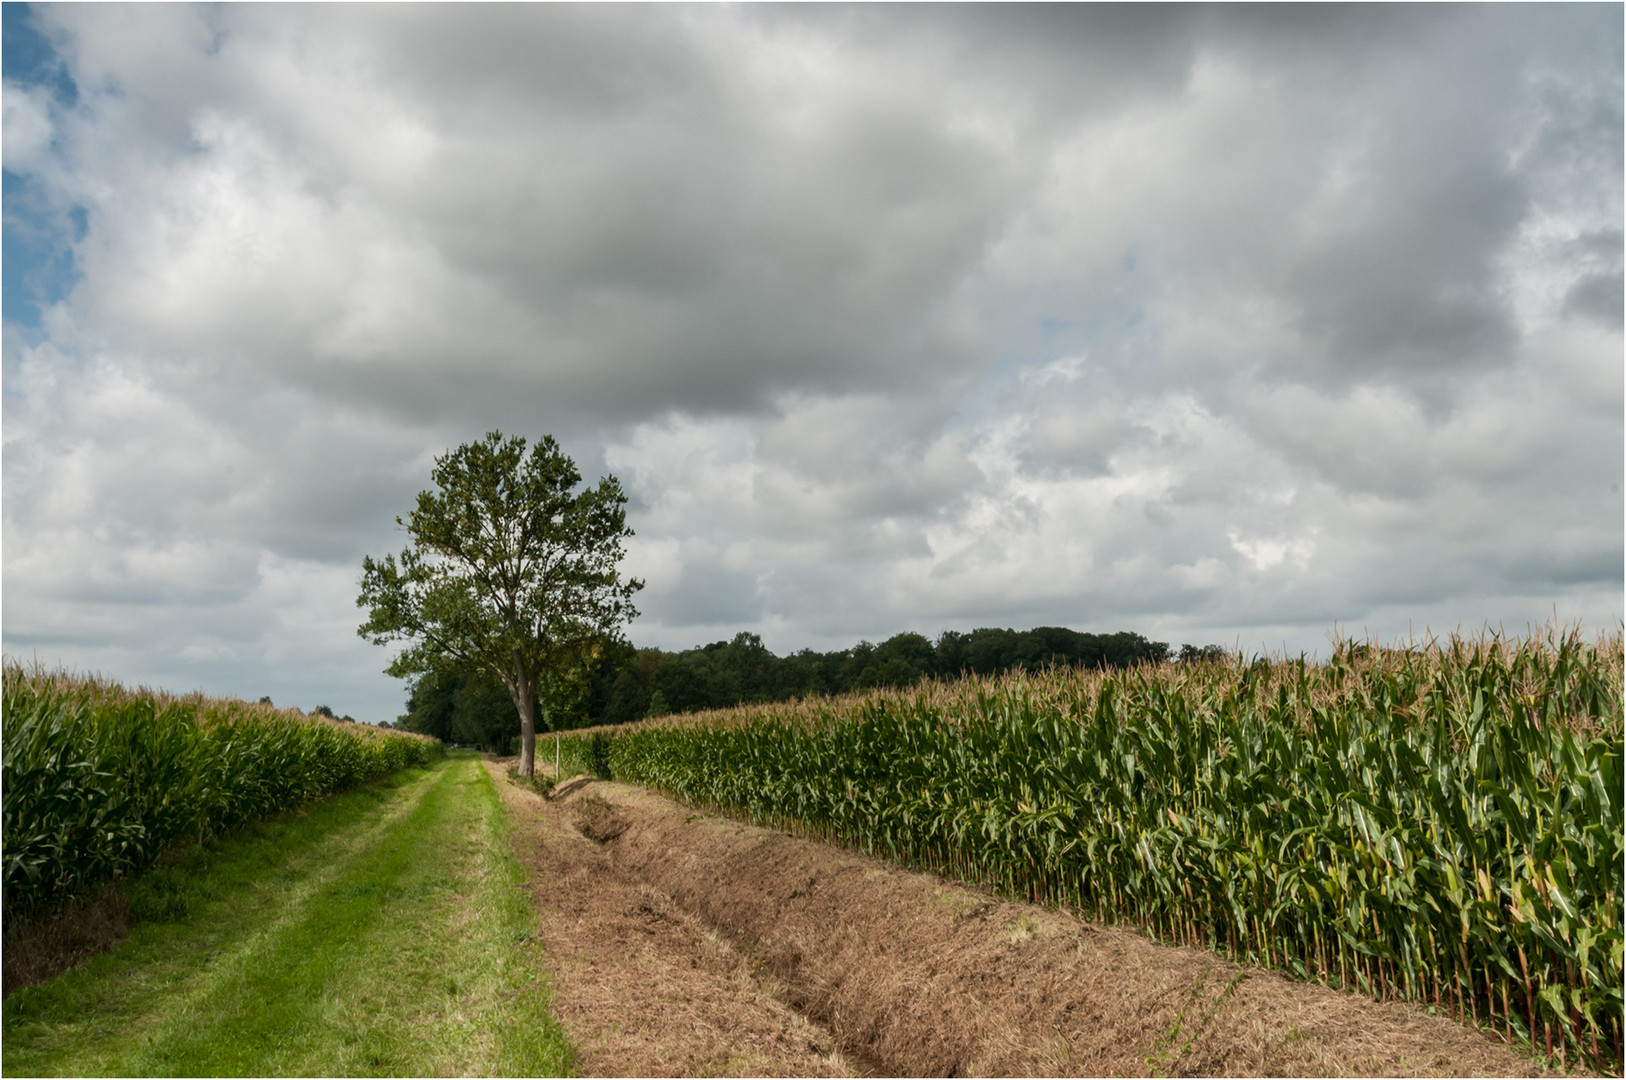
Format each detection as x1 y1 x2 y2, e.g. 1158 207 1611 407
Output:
357 431 641 776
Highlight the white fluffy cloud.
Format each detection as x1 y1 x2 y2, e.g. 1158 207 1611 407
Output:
3 5 1619 719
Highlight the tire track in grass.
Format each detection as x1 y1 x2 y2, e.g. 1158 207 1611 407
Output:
4 766 443 1075
2 754 572 1077
268 757 566 1077
115 763 463 1075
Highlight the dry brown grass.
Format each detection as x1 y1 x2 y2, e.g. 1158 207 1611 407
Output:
488 759 854 1077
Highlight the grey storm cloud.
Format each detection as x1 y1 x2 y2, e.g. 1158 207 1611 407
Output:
3 3 1619 718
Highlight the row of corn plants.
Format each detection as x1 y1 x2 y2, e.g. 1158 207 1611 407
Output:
555 627 1622 1071
2 660 442 918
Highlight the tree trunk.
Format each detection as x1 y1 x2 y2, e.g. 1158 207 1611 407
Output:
514 669 538 777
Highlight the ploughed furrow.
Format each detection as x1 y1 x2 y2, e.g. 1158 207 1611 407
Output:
486 760 855 1078
511 765 1567 1078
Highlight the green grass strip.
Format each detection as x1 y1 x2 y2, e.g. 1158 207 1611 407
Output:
2 753 573 1077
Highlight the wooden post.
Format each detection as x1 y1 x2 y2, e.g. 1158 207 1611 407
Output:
555 732 561 777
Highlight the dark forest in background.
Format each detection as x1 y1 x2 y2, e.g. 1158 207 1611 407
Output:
397 627 1226 751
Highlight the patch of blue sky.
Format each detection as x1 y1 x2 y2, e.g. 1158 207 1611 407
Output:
3 3 84 334
3 170 84 329
3 3 76 107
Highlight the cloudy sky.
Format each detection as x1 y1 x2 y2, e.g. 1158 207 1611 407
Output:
3 4 1621 722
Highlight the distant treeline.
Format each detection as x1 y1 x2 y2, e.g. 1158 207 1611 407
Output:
400 627 1224 751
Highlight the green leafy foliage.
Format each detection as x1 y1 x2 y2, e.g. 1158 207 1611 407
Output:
398 665 528 752
358 430 640 775
556 628 1623 1071
2 663 442 918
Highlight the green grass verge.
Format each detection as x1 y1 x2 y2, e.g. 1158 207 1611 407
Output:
2 752 574 1077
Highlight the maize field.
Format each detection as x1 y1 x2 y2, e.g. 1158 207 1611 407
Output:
556 627 1623 1070
2 661 442 917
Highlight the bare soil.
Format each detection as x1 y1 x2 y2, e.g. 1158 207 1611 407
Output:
493 759 1566 1078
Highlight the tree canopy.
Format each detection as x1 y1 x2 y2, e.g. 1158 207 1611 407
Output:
358 431 641 775
550 626 1193 726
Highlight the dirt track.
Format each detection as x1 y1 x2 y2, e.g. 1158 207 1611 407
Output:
489 760 1559 1078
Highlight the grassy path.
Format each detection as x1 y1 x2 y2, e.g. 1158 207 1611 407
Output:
2 752 573 1077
